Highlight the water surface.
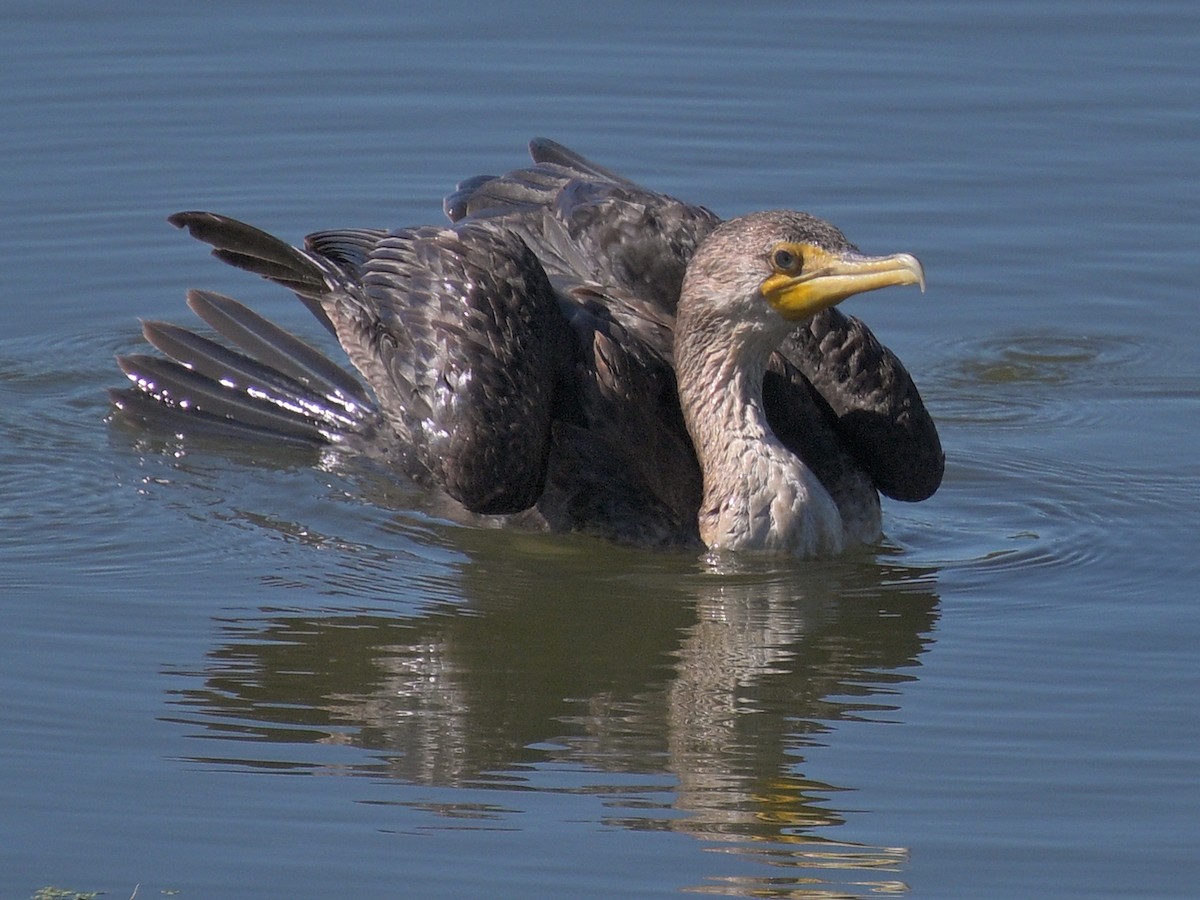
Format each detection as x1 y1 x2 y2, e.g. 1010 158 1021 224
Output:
2 2 1197 897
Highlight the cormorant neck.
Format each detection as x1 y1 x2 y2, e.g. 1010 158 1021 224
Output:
674 314 844 556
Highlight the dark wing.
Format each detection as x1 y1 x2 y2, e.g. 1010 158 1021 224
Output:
348 222 573 514
111 289 380 446
777 308 944 502
446 138 722 312
165 212 573 516
547 280 701 542
445 140 943 504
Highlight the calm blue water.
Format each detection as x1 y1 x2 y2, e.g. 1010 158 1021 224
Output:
2 2 1198 897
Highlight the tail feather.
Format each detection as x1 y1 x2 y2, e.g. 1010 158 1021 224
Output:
115 353 335 443
113 291 380 447
167 211 327 292
139 319 361 433
107 386 323 447
114 212 386 449
168 210 339 334
185 290 371 410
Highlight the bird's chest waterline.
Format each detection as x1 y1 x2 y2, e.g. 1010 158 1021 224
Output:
699 443 845 557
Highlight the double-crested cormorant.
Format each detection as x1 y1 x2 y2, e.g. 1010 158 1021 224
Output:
111 138 943 556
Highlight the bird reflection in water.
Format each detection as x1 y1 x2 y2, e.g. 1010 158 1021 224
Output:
162 522 939 896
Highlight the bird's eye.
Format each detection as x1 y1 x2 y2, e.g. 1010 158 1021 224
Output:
772 247 801 272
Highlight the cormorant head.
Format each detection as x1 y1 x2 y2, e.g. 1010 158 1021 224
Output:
679 209 924 342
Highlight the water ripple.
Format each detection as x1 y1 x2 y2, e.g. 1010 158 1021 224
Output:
927 332 1146 431
906 438 1191 596
894 328 1194 596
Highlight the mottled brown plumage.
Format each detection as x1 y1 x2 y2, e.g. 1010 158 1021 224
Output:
111 139 943 554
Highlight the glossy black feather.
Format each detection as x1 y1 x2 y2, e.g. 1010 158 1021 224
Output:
780 311 944 501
